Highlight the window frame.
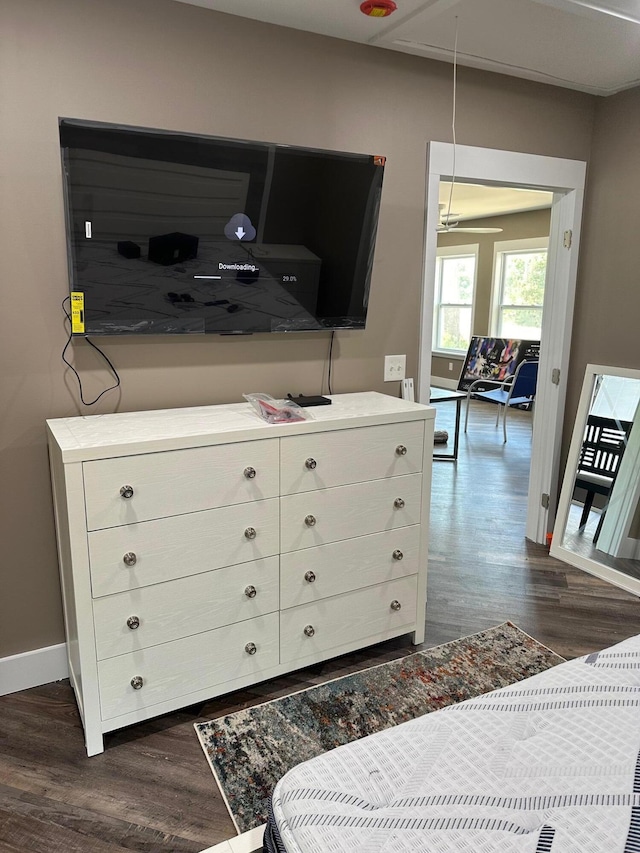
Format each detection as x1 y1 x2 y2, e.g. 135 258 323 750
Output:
490 236 549 339
432 242 479 357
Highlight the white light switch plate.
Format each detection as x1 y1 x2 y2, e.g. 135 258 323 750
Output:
384 354 406 382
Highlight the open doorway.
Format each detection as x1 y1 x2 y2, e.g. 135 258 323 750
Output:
431 180 553 388
418 143 587 545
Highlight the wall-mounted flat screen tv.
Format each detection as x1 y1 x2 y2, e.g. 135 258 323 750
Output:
59 119 385 335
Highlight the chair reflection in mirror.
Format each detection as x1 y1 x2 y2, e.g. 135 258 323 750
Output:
551 365 640 599
573 414 633 543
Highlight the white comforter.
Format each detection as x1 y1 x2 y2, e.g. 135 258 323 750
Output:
272 632 640 852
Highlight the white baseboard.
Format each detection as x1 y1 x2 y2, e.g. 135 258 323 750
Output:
0 643 69 696
430 375 459 391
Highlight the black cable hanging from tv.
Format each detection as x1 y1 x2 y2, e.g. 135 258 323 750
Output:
61 298 121 406
327 331 335 395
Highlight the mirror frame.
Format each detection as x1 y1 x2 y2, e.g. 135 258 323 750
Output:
551 363 640 596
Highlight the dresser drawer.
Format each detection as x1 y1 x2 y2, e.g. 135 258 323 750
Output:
279 576 418 665
83 438 279 531
279 526 420 609
93 557 279 660
280 473 422 553
88 498 279 597
98 612 280 720
280 422 424 495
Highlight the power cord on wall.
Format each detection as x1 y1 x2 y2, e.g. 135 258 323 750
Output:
443 16 459 226
327 330 335 395
291 330 335 402
61 303 333 405
61 297 121 406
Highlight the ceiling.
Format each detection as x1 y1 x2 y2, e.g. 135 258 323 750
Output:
173 0 640 97
439 182 553 220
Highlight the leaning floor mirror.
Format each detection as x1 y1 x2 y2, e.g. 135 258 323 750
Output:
551 364 640 596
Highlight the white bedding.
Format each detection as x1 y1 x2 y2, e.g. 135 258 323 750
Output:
271 632 640 852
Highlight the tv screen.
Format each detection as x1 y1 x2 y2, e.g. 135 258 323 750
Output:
59 119 385 335
458 337 540 391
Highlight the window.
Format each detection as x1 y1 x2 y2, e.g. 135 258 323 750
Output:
433 244 478 354
491 237 548 339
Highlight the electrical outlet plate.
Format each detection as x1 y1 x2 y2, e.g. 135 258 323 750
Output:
384 354 406 382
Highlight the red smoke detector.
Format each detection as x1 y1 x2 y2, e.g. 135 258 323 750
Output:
360 0 397 17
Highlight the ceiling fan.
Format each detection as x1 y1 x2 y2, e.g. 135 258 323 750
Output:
437 204 503 234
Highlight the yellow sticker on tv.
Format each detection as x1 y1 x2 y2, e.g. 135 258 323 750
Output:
71 291 85 334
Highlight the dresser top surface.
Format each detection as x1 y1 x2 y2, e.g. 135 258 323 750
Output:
47 392 434 461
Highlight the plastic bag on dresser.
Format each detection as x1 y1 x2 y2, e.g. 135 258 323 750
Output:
243 393 313 424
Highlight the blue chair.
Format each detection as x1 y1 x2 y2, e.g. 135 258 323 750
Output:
464 360 539 443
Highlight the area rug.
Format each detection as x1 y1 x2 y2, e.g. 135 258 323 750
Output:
195 621 564 834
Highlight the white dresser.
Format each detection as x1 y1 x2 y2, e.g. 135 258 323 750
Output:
46 392 435 756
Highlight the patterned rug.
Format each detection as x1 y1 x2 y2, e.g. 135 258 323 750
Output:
194 621 564 834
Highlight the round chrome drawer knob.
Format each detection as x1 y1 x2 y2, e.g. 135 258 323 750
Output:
394 497 405 509
126 615 140 630
244 466 257 479
120 485 134 499
123 552 137 567
245 642 257 655
244 585 257 599
305 514 317 527
304 570 316 583
392 549 404 561
305 458 317 470
396 445 408 456
390 600 402 611
130 675 144 690
304 624 315 637
244 527 257 540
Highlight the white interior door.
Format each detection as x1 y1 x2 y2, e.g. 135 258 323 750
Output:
419 142 586 544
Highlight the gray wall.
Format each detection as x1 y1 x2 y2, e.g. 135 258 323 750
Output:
0 0 616 659
564 86 640 427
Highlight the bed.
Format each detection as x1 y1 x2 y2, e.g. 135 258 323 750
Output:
266 632 640 852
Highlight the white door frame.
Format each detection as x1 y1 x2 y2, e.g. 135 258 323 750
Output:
419 142 586 543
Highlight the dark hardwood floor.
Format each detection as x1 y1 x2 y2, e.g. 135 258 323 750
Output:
426 399 640 658
2 399 640 852
562 503 640 582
